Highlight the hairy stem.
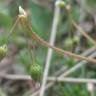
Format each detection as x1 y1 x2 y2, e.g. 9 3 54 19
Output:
23 18 96 64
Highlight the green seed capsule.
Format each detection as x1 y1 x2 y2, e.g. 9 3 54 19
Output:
55 1 65 8
73 36 79 44
29 64 42 82
64 38 73 48
0 45 8 61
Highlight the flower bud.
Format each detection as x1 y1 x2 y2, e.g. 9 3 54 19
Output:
18 6 27 19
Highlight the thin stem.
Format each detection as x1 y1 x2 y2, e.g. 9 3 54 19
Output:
60 52 96 77
19 16 35 65
17 6 96 64
0 65 67 81
2 16 19 45
72 20 96 46
48 77 96 84
25 18 96 63
6 17 19 43
0 74 31 80
25 34 35 65
65 4 96 46
39 0 61 96
26 5 64 94
67 5 74 52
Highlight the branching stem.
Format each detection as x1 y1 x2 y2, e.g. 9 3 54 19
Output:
24 18 96 63
8 6 96 64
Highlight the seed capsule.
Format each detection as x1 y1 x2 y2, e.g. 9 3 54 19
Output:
55 0 65 8
64 38 73 49
0 45 8 61
73 36 79 44
29 64 42 82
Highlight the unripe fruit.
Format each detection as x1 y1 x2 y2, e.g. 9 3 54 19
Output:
64 37 80 49
0 45 8 61
29 63 42 82
55 0 65 8
73 36 79 44
64 38 73 49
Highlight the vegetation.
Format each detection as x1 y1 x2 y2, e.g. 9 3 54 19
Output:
0 0 96 96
